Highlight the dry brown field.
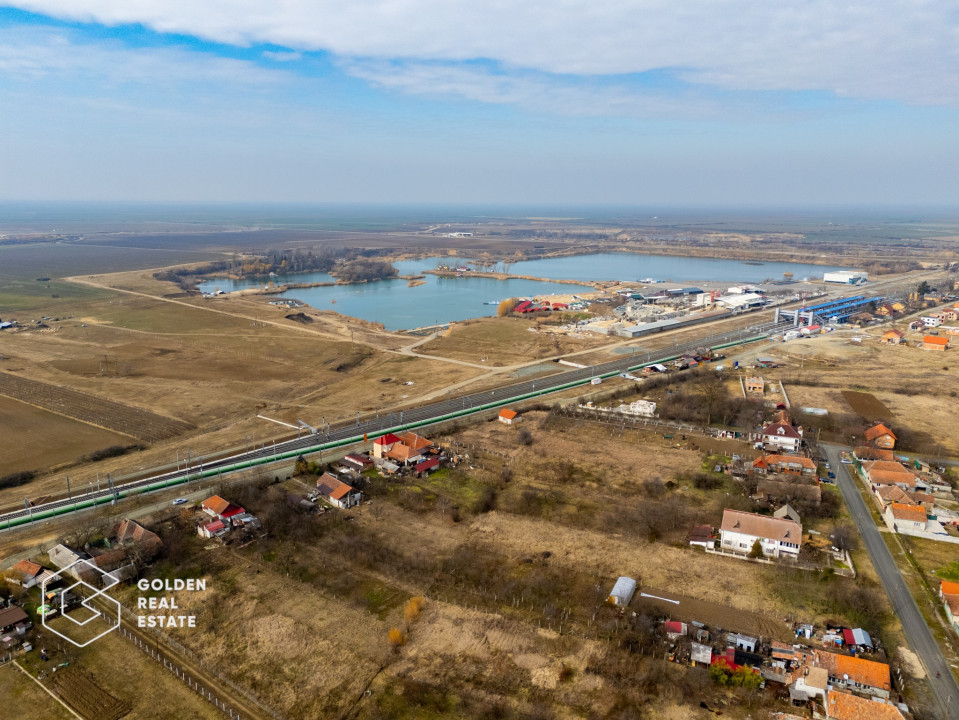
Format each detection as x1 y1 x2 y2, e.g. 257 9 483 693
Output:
0 395 132 476
0 663 75 720
840 390 893 421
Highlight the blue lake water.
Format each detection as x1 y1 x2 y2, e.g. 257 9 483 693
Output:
198 253 848 331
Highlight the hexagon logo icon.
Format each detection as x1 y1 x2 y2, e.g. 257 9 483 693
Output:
41 558 122 647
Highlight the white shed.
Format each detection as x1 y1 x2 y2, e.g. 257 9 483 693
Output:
608 576 637 606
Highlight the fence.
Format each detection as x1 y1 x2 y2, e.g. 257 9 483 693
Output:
117 605 286 720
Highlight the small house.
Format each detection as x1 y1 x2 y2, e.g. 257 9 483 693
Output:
7 560 45 588
884 502 926 532
752 454 817 476
608 576 636 606
316 473 362 509
498 408 519 425
414 456 440 476
342 453 373 471
0 606 30 633
815 651 891 698
923 335 949 351
940 581 959 633
201 495 245 520
879 329 904 344
688 524 716 549
745 376 764 394
864 423 896 449
198 519 228 538
372 433 402 459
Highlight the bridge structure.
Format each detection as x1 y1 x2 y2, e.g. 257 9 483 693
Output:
774 295 882 327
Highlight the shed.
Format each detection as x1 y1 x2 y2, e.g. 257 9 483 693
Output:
923 335 949 350
608 576 636 606
498 408 519 425
691 642 713 666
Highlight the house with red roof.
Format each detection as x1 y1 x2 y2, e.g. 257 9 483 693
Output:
198 519 228 539
864 423 897 449
940 581 959 634
316 473 362 509
372 433 402 459
201 495 245 520
498 408 519 425
7 559 46 588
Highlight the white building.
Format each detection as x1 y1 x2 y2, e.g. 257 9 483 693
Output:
720 509 802 558
823 270 868 285
760 421 803 453
921 315 942 327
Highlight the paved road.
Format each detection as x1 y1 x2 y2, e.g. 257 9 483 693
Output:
823 443 959 719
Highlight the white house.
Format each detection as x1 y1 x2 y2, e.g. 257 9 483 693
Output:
316 473 362 509
720 509 802 558
884 502 927 533
921 316 942 327
760 421 803 453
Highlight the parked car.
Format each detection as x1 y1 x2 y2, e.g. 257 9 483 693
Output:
172 498 189 506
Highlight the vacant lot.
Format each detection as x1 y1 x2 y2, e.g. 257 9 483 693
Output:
0 664 74 720
417 315 607 366
840 390 893 421
0 395 132 476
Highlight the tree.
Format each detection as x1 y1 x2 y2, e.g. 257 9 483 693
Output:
388 627 408 649
916 280 932 296
404 596 425 623
497 297 518 316
830 524 859 553
517 428 534 446
748 539 764 559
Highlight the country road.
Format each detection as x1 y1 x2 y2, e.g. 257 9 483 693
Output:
823 443 959 719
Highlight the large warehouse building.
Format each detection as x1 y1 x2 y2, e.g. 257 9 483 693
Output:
823 270 868 285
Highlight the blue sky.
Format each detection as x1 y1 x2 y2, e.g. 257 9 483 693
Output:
1 2 957 205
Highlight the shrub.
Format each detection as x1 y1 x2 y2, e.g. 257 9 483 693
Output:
404 596 425 623
388 627 408 648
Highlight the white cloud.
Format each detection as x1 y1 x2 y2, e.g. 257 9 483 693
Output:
343 60 721 119
7 0 959 106
0 25 286 86
262 50 301 62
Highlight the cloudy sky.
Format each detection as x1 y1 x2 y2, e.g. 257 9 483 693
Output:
1 1 957 205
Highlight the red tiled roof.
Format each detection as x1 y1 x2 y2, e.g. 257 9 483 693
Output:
940 580 959 596
373 433 401 445
415 457 440 473
817 651 891 691
923 335 948 346
499 409 518 420
12 559 43 577
316 473 356 502
753 454 816 470
889 503 926 523
865 423 896 443
826 690 905 720
397 431 433 450
201 495 244 518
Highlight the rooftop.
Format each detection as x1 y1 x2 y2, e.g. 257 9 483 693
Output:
864 423 896 442
826 690 905 720
817 651 891 691
889 502 926 523
720 509 802 543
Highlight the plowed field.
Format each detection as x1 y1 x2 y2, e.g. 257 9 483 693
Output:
0 372 193 442
840 390 893 420
47 668 131 720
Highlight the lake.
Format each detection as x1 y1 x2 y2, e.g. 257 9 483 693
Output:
198 253 848 331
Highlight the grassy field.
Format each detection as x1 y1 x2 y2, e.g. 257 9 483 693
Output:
0 664 75 720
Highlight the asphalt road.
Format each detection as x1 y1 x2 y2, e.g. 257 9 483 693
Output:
1 317 792 527
823 443 959 719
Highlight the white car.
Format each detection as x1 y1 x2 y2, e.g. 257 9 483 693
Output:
172 498 189 506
